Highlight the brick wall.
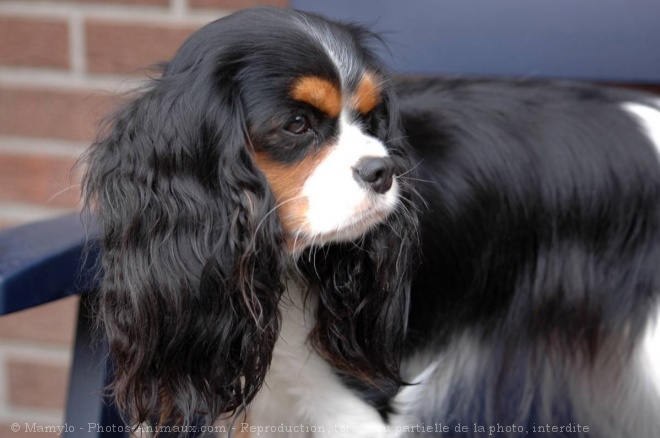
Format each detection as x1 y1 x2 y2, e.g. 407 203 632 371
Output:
0 0 285 434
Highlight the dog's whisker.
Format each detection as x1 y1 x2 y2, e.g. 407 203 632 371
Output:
384 134 410 145
254 194 306 239
46 184 82 204
396 159 425 178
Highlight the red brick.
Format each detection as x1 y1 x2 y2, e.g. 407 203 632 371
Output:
70 0 168 5
86 21 200 74
0 86 120 141
0 296 78 345
0 218 19 231
0 423 59 438
0 152 82 208
7 358 70 410
0 16 69 69
190 0 287 8
8 0 170 6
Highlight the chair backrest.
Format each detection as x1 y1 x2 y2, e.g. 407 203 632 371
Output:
0 214 98 315
291 0 660 83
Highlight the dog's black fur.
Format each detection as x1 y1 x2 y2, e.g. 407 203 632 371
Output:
84 7 660 436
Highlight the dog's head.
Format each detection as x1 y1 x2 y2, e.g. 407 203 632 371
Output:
84 7 417 425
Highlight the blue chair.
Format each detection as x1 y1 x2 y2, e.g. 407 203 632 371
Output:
1 1 658 435
0 215 125 437
291 0 660 83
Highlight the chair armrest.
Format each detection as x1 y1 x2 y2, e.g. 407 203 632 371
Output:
0 214 99 315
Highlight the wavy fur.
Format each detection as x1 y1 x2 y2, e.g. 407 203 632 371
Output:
84 7 660 437
83 7 417 427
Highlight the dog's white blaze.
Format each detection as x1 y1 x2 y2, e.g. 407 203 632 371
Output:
294 15 358 83
302 117 399 243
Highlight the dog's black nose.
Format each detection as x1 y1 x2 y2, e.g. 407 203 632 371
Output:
353 156 395 194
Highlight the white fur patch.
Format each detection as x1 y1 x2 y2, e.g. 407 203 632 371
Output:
624 100 660 393
249 282 389 437
294 15 358 85
301 117 399 245
390 335 483 434
576 303 660 438
622 100 660 155
642 304 660 396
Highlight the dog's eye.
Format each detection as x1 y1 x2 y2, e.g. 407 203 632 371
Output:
284 115 311 135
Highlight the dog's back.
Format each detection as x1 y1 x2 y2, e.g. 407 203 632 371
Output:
393 77 660 437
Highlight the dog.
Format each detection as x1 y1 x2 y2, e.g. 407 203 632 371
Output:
83 7 660 437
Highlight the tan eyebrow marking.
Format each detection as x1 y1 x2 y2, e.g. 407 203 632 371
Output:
352 72 381 114
290 76 342 118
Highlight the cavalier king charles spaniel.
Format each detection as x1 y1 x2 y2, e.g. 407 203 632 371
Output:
83 7 660 437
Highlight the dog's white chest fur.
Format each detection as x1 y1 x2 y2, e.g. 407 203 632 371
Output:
248 282 388 438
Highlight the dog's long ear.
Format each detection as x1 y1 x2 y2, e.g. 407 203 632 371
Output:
83 46 284 425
